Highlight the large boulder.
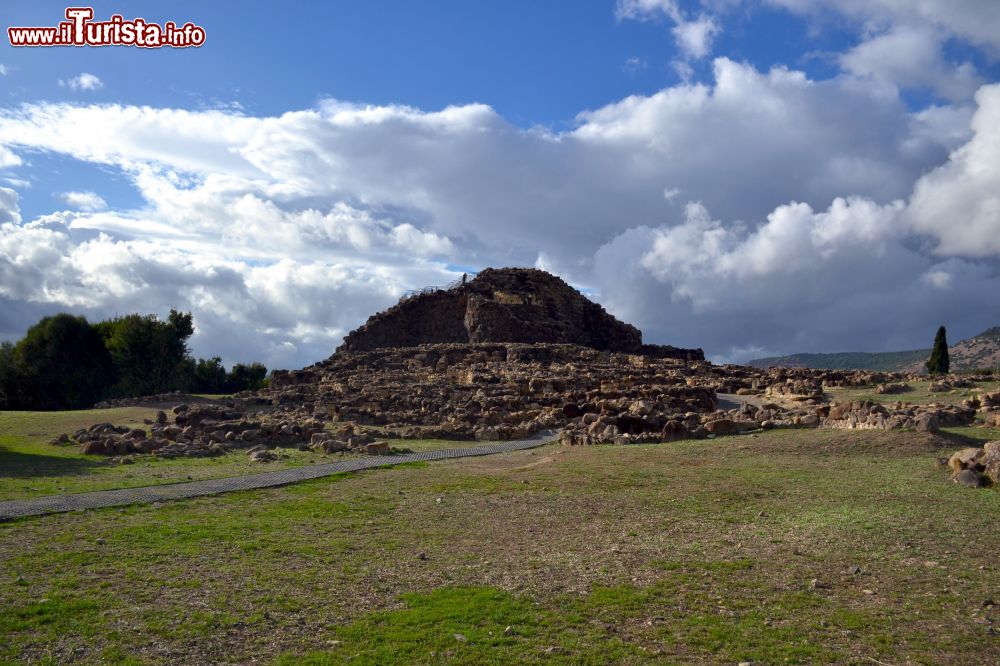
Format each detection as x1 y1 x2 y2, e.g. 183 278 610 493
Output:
949 448 983 475
981 441 1000 485
915 413 940 433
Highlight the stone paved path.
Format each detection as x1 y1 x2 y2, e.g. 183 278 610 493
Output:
0 431 557 521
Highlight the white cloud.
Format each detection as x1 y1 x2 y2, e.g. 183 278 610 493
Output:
0 65 8 76
0 187 20 224
617 1 721 60
0 145 21 168
57 190 107 212
672 15 720 59
839 25 982 101
766 0 1000 52
906 84 1000 256
0 58 996 366
59 73 104 92
922 269 953 289
616 0 682 22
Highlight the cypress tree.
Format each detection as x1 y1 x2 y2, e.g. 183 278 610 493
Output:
925 325 950 375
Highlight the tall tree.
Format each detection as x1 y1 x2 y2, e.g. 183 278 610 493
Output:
95 310 194 397
10 314 114 409
227 362 268 391
191 356 228 394
0 341 28 409
926 325 950 375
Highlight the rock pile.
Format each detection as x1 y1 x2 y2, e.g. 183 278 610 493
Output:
55 402 326 459
980 390 1000 411
822 400 975 433
558 397 820 446
948 442 1000 487
928 377 977 392
765 378 824 401
271 343 715 441
874 382 910 395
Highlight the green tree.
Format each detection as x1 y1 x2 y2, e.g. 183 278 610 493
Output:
192 356 228 394
10 314 114 409
95 310 194 397
0 341 28 409
926 325 950 375
227 362 268 391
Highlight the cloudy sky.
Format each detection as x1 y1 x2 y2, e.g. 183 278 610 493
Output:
1 0 998 368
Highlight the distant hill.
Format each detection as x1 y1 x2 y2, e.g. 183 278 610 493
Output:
748 327 1000 372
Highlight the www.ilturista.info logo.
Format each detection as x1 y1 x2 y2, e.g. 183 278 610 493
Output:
8 7 206 48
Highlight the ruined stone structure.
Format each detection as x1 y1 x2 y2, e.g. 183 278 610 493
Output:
54 267 995 485
337 268 703 360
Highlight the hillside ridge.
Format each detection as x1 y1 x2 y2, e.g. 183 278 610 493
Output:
749 326 1000 371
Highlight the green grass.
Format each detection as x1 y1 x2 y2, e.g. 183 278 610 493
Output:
1 423 998 663
0 409 488 501
826 379 1000 405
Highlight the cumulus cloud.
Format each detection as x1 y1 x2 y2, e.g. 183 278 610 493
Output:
59 73 104 92
0 57 997 366
593 193 998 362
760 1 998 109
0 187 20 224
0 65 8 76
839 25 982 102
907 84 1000 256
57 190 107 212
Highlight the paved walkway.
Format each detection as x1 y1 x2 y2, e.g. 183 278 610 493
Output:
0 431 557 521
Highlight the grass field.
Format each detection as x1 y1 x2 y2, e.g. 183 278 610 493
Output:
0 409 478 501
2 412 998 664
826 379 1000 406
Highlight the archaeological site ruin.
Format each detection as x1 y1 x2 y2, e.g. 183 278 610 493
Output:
54 268 1000 488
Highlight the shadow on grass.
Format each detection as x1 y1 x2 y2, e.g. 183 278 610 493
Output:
936 429 995 448
0 446 104 479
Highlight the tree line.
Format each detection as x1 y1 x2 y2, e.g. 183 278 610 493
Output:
0 311 267 410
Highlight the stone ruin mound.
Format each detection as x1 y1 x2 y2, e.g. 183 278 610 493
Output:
54 267 996 490
337 267 703 360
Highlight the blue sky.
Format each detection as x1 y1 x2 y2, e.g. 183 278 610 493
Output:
1 2 852 122
1 1 999 367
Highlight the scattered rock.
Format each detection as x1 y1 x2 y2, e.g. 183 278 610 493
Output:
365 441 391 455
955 469 985 488
915 413 939 433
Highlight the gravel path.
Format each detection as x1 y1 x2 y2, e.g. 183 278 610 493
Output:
717 392 766 410
0 431 557 521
